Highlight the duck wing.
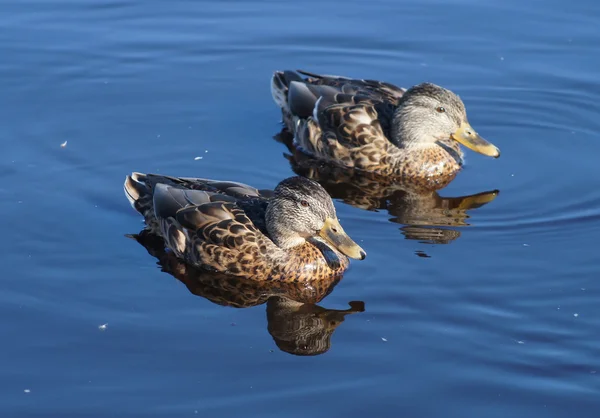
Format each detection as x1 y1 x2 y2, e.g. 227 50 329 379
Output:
271 70 404 173
124 173 282 275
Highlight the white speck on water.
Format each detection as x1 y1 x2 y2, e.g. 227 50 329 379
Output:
98 323 108 330
24 389 30 393
381 337 388 342
574 313 579 317
511 173 515 177
60 140 67 148
517 340 525 344
194 156 203 160
205 150 208 153
157 134 161 138
523 244 530 247
581 288 586 291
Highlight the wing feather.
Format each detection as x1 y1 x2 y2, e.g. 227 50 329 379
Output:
271 70 404 174
125 173 283 276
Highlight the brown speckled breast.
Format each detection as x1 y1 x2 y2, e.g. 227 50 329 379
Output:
268 241 350 283
389 143 463 190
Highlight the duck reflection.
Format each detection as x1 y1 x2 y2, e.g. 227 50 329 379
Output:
275 129 499 245
129 230 364 356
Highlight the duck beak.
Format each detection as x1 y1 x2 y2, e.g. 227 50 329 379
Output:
319 218 366 260
451 121 500 158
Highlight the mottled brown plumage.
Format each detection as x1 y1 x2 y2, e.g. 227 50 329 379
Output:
129 230 365 356
124 173 365 282
271 70 501 191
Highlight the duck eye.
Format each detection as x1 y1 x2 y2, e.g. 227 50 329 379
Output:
300 200 309 207
436 106 446 113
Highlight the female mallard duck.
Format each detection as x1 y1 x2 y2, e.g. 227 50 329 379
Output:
271 70 501 190
124 173 366 282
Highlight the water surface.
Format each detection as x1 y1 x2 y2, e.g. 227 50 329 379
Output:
2 0 600 416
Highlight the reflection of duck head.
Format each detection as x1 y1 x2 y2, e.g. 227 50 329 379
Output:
275 129 499 245
128 230 364 355
267 298 364 356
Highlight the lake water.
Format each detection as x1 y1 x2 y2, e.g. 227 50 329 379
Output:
2 0 600 416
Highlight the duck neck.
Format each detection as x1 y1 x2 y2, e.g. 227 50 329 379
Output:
390 105 424 149
265 200 306 249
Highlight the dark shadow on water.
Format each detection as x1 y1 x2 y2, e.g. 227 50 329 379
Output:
128 230 365 356
275 129 499 245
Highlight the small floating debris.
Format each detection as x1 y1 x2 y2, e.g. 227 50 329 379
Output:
98 323 108 330
574 313 579 317
60 141 67 148
381 337 388 342
517 340 525 344
523 244 530 247
194 156 203 161
24 389 31 393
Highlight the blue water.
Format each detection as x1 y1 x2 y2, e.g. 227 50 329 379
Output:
2 0 600 416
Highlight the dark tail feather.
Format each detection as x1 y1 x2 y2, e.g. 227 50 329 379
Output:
271 70 305 110
124 172 153 216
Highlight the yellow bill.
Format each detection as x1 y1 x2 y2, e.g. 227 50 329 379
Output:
451 121 500 158
319 217 366 260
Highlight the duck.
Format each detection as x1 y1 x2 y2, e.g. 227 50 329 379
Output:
123 173 366 282
271 70 501 191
